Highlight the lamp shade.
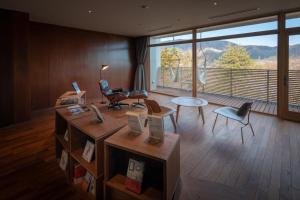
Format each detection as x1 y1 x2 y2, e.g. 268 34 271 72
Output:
101 64 109 71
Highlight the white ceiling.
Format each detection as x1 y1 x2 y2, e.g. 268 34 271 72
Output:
0 0 299 37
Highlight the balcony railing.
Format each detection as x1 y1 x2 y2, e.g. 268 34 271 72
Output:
156 67 299 105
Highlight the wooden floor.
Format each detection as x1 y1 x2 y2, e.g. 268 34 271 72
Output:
1 93 300 200
153 87 279 115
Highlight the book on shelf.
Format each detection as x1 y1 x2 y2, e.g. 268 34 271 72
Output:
74 164 86 178
59 150 68 171
148 115 164 143
84 172 95 195
76 171 95 195
82 140 95 163
73 164 86 184
64 130 69 142
88 175 96 195
125 158 145 194
126 111 143 135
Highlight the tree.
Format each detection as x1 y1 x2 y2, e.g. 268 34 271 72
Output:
160 47 183 67
215 44 256 69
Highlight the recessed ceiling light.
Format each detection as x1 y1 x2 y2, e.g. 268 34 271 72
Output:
141 5 149 9
213 2 218 6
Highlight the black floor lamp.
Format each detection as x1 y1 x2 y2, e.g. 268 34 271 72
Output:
100 64 109 104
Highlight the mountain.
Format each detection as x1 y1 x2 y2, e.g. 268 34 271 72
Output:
289 44 300 58
178 41 300 61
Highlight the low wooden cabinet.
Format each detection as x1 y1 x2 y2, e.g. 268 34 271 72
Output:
55 106 126 199
104 126 180 200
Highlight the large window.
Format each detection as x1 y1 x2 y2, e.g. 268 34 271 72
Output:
196 17 277 39
150 43 193 96
150 16 278 103
150 31 192 45
196 35 278 102
286 11 300 29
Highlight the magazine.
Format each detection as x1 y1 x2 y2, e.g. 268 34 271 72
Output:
126 111 143 134
59 150 68 171
125 158 145 194
82 140 95 163
148 115 164 142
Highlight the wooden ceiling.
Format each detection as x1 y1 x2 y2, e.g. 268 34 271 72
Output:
0 0 300 36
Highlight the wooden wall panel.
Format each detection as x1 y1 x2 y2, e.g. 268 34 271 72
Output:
12 12 30 123
0 9 14 127
30 22 136 110
0 9 30 127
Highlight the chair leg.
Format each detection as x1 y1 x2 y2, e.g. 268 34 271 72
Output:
241 126 244 144
170 114 177 132
249 123 255 136
212 114 218 133
144 118 148 127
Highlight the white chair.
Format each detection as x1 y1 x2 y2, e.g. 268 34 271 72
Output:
212 102 255 144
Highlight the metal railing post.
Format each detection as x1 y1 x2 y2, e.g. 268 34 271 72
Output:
230 68 233 97
162 67 164 88
267 70 270 102
180 67 183 89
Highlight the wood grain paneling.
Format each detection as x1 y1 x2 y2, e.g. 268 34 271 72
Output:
12 12 30 123
0 9 14 127
0 9 30 127
30 22 136 110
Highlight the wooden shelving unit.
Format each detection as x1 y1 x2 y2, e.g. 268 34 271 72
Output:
55 105 126 199
104 126 180 200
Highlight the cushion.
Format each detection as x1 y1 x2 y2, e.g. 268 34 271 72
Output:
237 102 252 116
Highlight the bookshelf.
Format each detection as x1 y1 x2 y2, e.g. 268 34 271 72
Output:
104 126 180 200
55 107 92 182
55 106 126 199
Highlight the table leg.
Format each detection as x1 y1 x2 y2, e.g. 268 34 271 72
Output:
198 107 201 115
199 107 205 124
176 105 181 122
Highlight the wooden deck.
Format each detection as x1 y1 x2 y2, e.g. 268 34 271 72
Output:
153 87 279 115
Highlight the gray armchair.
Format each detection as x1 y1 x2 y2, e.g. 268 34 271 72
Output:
212 102 255 144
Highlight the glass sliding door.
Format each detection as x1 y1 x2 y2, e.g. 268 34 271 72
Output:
287 34 300 113
196 35 278 112
280 12 300 121
150 43 193 96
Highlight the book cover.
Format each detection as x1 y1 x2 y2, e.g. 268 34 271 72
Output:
88 177 96 195
74 164 86 178
82 140 95 163
126 111 143 134
148 115 164 142
59 150 68 171
125 158 145 194
64 130 69 142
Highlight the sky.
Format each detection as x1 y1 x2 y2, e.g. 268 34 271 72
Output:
154 17 300 47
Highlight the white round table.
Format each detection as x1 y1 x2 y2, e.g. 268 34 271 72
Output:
171 96 208 124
